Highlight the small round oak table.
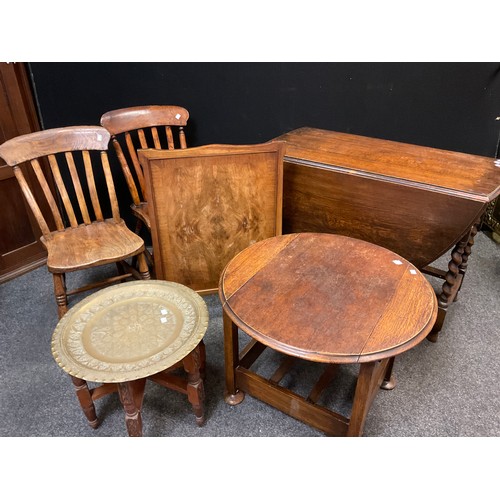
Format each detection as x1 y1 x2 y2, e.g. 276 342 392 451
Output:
51 280 208 436
219 233 438 436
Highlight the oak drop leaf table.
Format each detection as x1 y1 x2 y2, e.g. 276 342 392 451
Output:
219 233 438 436
277 127 500 340
51 280 208 436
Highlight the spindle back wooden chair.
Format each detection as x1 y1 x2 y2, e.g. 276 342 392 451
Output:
100 105 189 235
0 125 150 319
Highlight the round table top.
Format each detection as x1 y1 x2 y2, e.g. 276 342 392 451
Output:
52 280 209 383
219 233 438 363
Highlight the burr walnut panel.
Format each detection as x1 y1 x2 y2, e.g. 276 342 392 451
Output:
139 142 284 293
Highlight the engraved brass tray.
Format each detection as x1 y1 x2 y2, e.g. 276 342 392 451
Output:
51 280 209 383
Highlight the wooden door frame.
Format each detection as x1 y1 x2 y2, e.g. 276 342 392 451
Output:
0 62 48 284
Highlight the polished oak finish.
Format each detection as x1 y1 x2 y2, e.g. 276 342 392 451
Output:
220 233 438 436
101 105 189 235
139 142 284 294
0 126 151 319
277 127 500 339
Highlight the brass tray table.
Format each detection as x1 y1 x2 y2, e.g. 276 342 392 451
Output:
52 280 209 436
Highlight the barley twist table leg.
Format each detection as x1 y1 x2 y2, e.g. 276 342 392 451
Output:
427 231 469 342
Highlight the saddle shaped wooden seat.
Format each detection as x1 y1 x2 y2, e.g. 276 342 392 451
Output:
0 125 151 319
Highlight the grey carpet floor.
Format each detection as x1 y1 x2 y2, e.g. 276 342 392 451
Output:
1 231 499 439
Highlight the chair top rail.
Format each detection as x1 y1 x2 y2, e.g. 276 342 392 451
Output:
101 105 189 135
0 126 110 166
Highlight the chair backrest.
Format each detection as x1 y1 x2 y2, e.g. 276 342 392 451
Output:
100 105 189 206
0 126 120 237
138 141 285 293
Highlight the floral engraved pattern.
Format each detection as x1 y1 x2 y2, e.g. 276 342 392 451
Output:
51 281 209 383
87 301 178 361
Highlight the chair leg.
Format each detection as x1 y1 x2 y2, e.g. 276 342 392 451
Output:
52 273 68 319
183 345 205 426
116 261 125 275
70 376 99 429
137 252 151 280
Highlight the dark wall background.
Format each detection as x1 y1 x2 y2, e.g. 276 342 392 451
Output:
26 62 500 231
29 62 500 156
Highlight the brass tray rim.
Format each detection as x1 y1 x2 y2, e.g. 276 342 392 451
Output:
51 280 209 383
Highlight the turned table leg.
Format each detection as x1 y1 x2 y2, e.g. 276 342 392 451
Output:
223 311 245 405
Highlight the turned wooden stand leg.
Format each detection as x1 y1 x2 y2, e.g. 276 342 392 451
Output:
70 375 99 429
223 311 245 405
198 339 207 380
117 379 146 437
53 273 68 319
183 346 206 426
427 231 469 343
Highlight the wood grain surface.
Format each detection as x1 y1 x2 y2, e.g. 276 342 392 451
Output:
220 232 437 363
277 127 500 269
278 127 500 200
140 142 284 292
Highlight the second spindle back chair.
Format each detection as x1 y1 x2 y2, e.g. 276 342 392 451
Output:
100 105 190 236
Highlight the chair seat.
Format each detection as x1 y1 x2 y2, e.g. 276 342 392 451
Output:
131 202 151 230
42 219 145 273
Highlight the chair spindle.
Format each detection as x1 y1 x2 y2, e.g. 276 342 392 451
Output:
125 132 147 200
165 126 174 149
13 166 51 235
65 151 91 225
82 150 103 221
48 154 78 228
151 127 161 149
30 158 64 231
101 151 121 222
